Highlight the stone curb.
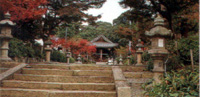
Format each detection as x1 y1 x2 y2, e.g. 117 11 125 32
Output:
112 66 131 97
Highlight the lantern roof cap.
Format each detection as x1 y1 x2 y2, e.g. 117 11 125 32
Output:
145 13 173 37
145 26 172 37
136 39 144 48
44 40 52 45
0 12 16 26
5 12 11 19
154 13 165 26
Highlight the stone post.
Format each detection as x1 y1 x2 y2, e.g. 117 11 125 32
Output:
100 49 103 61
0 12 15 61
66 50 70 64
135 39 144 66
127 55 131 65
77 54 82 64
44 40 52 62
118 54 123 65
145 14 172 83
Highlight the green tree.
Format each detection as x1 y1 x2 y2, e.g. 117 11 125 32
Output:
119 0 198 38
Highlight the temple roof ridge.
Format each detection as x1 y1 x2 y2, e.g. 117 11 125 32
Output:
90 35 118 48
91 34 113 43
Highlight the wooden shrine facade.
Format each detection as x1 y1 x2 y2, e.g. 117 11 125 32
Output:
91 35 118 62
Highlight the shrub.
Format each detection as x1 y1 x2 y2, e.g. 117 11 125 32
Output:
123 55 136 65
9 38 35 58
178 35 199 64
143 67 199 97
69 57 75 63
166 35 199 70
142 51 153 71
51 50 66 62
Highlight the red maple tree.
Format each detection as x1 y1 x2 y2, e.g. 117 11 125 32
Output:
51 38 96 56
0 0 47 21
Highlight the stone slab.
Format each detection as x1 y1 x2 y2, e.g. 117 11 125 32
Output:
14 74 114 83
120 66 146 72
117 87 131 97
0 88 117 97
3 80 115 91
22 68 113 77
124 72 154 78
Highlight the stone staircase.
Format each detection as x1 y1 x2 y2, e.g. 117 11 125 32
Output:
0 62 20 73
121 66 153 97
0 64 117 97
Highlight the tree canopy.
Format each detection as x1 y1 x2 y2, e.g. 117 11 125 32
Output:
119 0 199 38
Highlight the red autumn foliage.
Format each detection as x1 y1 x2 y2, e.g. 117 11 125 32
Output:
0 0 47 21
64 39 97 55
51 38 66 48
51 38 96 55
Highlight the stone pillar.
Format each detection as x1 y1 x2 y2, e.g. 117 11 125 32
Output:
100 49 103 61
0 12 15 61
151 55 165 83
127 55 131 65
45 48 51 62
145 14 172 83
66 51 70 64
135 39 144 66
119 54 123 65
77 54 82 64
44 40 52 62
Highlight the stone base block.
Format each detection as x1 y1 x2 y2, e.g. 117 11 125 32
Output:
117 87 131 97
0 57 12 62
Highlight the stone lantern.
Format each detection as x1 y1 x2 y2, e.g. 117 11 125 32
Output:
44 39 52 62
118 54 123 65
77 54 82 64
0 12 15 61
66 48 71 64
127 55 131 65
135 39 144 66
145 14 172 83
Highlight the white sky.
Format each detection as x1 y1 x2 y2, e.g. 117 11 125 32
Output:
85 0 129 24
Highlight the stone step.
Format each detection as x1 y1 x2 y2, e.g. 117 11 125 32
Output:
0 62 19 68
69 65 112 70
0 68 9 73
0 88 116 97
126 78 151 84
14 74 114 83
120 66 147 72
124 72 153 78
22 68 113 77
28 64 70 70
29 64 112 70
2 80 115 91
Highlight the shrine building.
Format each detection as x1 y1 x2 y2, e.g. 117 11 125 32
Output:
91 35 118 62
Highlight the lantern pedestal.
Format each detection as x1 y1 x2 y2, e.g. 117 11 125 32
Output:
148 47 168 83
127 55 131 65
135 50 143 66
0 38 12 61
44 39 52 63
66 52 71 64
45 48 52 62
